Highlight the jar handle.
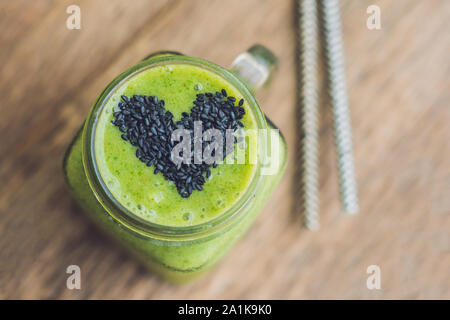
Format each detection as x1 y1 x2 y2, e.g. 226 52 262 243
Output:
230 44 278 93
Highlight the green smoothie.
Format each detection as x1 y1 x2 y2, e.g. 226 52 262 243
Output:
94 64 257 227
63 53 287 282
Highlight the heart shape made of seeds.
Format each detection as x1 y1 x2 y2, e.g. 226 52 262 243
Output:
111 90 246 198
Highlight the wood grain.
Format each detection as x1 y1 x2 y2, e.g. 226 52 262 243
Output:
0 0 449 299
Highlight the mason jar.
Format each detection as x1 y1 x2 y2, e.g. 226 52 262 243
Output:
63 45 287 282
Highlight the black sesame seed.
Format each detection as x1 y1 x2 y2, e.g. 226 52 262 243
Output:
111 91 245 198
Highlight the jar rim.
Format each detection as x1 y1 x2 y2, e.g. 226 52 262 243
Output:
82 54 268 241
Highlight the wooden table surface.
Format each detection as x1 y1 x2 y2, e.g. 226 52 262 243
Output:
1 0 449 299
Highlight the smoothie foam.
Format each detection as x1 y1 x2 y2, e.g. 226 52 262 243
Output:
94 64 258 227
